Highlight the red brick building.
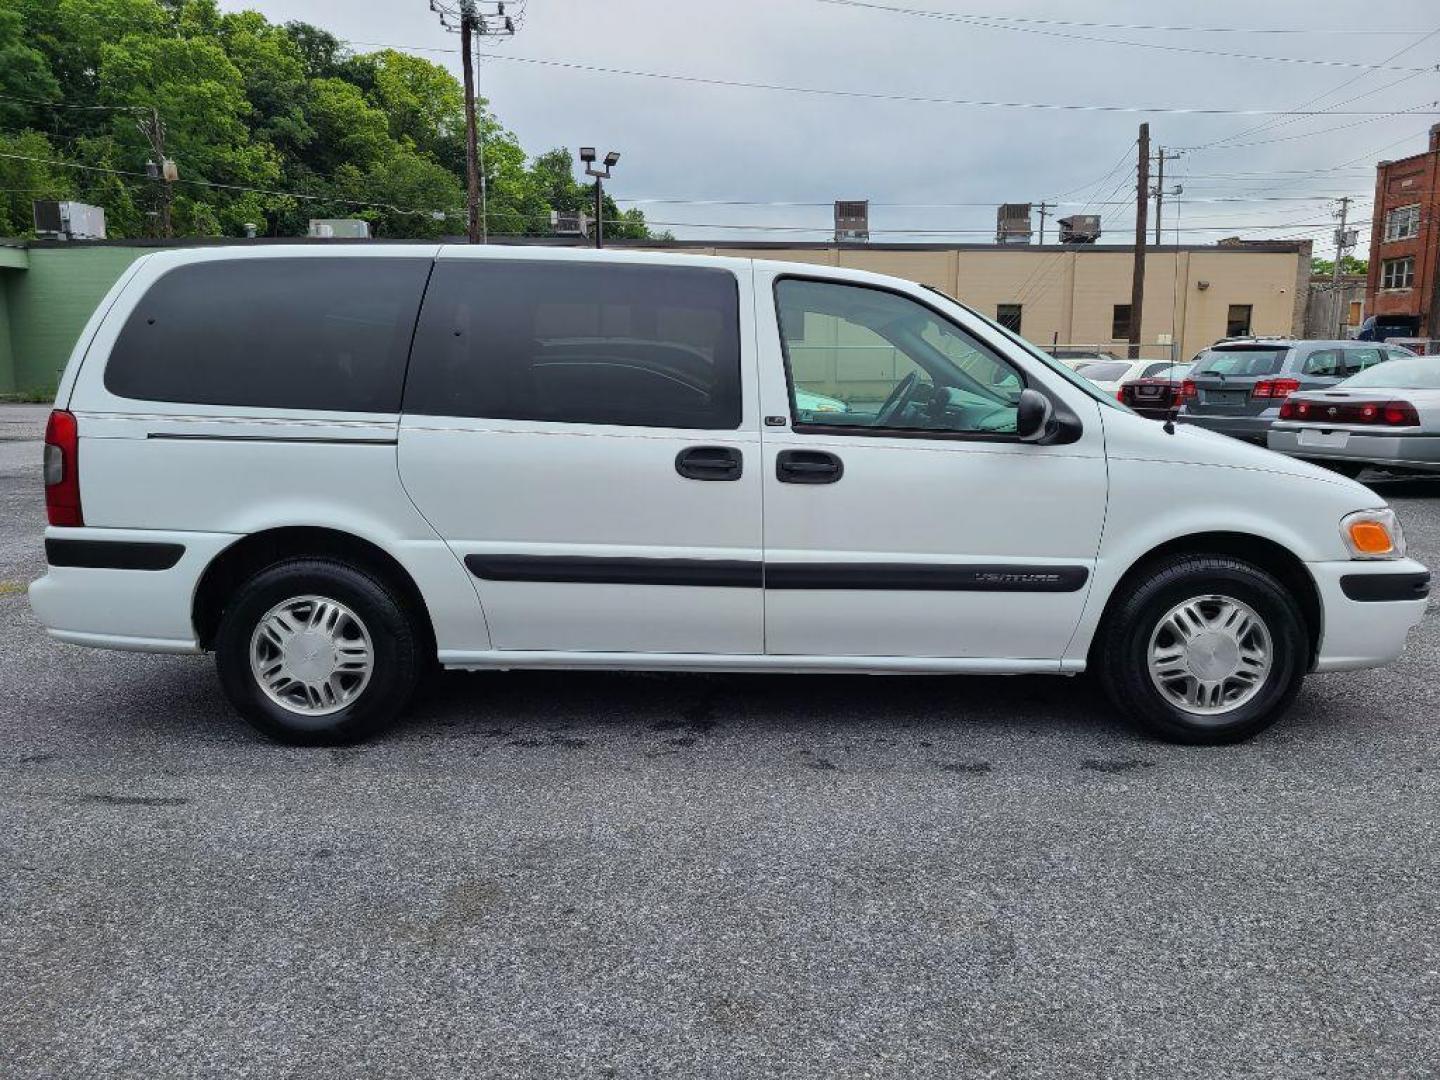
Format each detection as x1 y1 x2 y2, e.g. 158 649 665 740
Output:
1366 124 1440 337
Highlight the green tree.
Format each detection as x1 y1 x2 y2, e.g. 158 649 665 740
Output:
1312 255 1368 278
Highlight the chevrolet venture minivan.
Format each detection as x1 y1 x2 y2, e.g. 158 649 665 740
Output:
30 246 1430 745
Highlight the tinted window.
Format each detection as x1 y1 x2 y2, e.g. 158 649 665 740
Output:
1341 356 1440 389
405 261 741 429
1191 347 1287 377
106 258 431 412
776 278 1022 436
1074 361 1130 381
1303 347 1386 378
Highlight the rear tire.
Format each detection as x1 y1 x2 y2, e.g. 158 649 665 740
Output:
215 558 423 745
1096 556 1308 745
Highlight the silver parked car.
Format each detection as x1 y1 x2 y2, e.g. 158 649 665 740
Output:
1177 339 1413 444
1267 354 1440 477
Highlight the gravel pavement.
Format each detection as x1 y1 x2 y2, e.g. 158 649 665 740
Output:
2 402 1438 1079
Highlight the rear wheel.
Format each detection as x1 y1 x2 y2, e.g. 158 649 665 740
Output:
1096 556 1308 744
215 558 423 744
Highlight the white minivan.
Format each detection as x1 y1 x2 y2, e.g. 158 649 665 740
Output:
30 246 1429 745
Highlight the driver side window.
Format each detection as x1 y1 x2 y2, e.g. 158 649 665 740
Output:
776 279 1022 435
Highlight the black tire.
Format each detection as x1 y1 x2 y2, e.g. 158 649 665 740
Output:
1315 460 1368 480
214 558 423 745
1095 556 1308 745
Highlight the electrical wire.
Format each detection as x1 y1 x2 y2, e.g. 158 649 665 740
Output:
811 0 1440 72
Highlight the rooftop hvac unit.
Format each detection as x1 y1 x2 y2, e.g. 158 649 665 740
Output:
996 203 1032 244
32 200 107 241
834 200 869 243
307 218 371 239
550 209 590 237
1058 214 1101 244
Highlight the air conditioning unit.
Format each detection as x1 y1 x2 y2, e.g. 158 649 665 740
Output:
996 203 1032 244
1058 214 1101 244
307 219 371 239
834 200 870 243
32 200 107 241
550 209 590 237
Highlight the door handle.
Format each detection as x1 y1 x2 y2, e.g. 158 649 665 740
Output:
776 449 844 484
675 445 743 481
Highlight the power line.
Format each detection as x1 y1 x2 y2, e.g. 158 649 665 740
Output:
331 47 1440 116
809 4 1431 36
811 0 1440 72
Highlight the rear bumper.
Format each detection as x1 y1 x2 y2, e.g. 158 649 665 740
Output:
28 527 240 653
1268 428 1440 471
1176 410 1275 443
1309 558 1430 672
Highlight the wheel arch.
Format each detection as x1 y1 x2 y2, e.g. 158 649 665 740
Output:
1087 531 1322 669
192 526 437 654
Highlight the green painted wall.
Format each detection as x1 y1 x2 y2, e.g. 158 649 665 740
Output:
4 247 146 394
0 280 13 394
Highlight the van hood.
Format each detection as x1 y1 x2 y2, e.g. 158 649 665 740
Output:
1101 407 1377 494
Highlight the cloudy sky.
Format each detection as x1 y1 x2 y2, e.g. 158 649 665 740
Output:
218 0 1440 253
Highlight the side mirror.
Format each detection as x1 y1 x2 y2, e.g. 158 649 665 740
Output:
1016 388 1053 442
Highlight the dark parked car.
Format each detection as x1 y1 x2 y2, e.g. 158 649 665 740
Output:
1177 339 1413 443
1118 363 1192 418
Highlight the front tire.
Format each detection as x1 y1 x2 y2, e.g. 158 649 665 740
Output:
215 558 423 745
1096 556 1308 745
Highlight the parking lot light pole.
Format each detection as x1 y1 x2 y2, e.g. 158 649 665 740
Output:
580 148 620 249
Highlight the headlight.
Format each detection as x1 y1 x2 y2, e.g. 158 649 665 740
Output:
1341 508 1406 560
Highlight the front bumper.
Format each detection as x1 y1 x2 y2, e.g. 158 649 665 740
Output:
29 527 241 653
1309 558 1430 672
1268 428 1440 472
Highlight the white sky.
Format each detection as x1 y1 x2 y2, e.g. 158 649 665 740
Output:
217 0 1440 254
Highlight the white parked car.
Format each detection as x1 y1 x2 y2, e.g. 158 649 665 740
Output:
30 246 1429 745
1268 353 1440 476
1073 357 1183 397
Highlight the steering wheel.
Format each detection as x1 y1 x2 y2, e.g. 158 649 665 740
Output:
875 370 921 426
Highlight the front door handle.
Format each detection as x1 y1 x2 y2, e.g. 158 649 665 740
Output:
675 445 743 481
776 449 844 484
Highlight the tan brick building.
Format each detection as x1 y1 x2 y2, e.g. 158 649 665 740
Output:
650 239 1313 361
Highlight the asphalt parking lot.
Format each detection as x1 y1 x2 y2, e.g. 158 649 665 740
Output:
2 402 1439 1079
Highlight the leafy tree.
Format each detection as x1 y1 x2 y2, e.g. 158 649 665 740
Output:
0 0 658 239
1311 255 1368 278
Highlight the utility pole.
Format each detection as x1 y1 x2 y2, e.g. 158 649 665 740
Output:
138 107 174 238
1332 195 1354 338
459 7 480 243
430 1 518 243
1130 123 1150 361
1152 147 1182 246
1035 201 1053 245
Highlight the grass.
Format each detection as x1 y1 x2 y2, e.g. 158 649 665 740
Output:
0 389 56 404
0 581 26 596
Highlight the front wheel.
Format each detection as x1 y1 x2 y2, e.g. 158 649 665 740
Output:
215 558 423 745
1096 556 1308 744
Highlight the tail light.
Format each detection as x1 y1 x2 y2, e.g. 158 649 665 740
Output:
1178 379 1197 402
1252 378 1301 399
44 409 83 527
1278 399 1418 427
1116 388 1127 403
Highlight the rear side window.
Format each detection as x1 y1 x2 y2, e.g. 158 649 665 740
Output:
1191 347 1287 377
1303 347 1385 378
405 260 742 429
105 258 431 412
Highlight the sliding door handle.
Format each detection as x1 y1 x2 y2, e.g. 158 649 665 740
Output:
776 449 844 484
676 445 744 481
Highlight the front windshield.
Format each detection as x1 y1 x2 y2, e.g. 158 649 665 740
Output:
1338 355 1440 390
921 285 1127 410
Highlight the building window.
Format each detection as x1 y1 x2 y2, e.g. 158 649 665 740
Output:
1111 304 1132 340
1381 257 1415 290
1348 301 1363 326
1384 205 1421 242
1226 304 1253 338
996 303 1022 333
